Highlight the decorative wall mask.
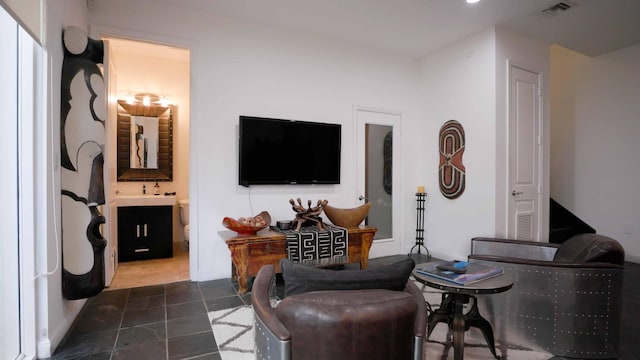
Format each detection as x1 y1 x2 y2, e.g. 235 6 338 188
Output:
60 25 106 299
438 120 466 199
383 131 392 195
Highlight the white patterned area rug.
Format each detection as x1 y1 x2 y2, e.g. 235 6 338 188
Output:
417 280 554 360
209 282 555 360
425 323 553 359
208 305 254 360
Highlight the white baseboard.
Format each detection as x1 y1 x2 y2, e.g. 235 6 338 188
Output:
37 302 83 358
37 337 52 359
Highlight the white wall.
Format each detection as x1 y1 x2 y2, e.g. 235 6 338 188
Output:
418 28 497 260
416 27 550 259
550 46 589 206
39 0 90 357
89 0 422 281
551 44 640 262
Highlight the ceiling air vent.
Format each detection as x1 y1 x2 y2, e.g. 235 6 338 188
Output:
541 2 574 15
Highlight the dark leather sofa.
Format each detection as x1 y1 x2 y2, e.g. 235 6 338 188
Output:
251 257 427 360
468 233 624 359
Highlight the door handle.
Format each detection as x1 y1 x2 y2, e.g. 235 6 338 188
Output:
511 190 523 196
144 224 148 237
358 195 368 201
136 225 140 238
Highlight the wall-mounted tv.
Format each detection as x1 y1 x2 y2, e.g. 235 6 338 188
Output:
238 116 341 186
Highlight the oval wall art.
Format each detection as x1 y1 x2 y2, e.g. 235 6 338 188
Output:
438 120 466 199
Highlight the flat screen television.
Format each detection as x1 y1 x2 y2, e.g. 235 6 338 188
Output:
238 116 341 186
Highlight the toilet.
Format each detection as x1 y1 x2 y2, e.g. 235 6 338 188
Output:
178 199 189 244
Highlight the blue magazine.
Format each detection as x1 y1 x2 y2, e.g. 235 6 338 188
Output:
415 261 504 285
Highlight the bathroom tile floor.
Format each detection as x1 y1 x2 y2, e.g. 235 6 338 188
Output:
108 242 190 290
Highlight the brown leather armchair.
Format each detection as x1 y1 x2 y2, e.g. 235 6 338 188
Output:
468 233 624 359
251 259 427 360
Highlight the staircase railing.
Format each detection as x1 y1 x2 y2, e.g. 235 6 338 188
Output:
549 198 596 244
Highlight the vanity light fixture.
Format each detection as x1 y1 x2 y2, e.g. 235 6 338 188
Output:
120 93 171 106
466 0 480 3
125 93 135 104
159 96 170 107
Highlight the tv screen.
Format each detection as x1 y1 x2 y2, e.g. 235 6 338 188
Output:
239 116 341 186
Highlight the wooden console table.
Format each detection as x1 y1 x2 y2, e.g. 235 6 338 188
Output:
220 226 377 294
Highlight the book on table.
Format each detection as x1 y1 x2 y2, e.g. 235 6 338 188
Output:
415 261 504 286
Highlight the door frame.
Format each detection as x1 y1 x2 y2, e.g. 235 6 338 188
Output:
354 106 403 257
103 39 118 286
505 61 547 241
91 24 196 279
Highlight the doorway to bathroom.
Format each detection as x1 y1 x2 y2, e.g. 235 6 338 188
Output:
103 37 191 290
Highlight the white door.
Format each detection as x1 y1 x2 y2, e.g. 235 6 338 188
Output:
508 66 542 241
356 108 401 257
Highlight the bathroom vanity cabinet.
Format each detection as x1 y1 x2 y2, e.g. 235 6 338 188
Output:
118 205 173 262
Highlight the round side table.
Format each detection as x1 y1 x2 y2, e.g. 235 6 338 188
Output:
413 262 513 360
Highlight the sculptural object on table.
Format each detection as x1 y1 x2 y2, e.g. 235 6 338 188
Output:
323 202 372 228
222 211 271 235
289 198 328 232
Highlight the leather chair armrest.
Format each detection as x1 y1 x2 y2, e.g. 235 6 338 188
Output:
251 265 291 341
404 280 427 338
468 254 624 269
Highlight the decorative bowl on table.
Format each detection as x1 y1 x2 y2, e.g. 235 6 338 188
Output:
323 202 371 228
222 211 271 235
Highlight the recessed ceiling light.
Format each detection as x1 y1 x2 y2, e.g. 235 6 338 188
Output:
467 0 481 4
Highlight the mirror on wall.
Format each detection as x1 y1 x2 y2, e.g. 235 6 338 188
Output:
117 100 173 181
130 115 159 169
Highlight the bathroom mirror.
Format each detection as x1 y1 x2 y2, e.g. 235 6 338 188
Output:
117 100 173 181
130 115 159 169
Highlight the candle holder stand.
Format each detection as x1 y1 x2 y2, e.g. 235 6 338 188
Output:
408 192 430 258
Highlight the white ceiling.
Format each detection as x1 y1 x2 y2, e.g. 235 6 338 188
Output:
155 0 640 58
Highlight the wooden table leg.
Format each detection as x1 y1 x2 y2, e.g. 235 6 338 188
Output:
229 244 249 294
359 232 374 269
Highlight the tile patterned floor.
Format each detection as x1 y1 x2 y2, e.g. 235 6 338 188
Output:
50 254 640 359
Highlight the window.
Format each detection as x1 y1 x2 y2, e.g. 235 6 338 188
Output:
0 4 40 359
0 6 22 359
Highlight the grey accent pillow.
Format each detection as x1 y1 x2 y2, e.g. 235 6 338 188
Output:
281 256 415 297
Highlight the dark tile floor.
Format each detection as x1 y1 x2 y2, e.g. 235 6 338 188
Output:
51 255 430 360
51 279 252 360
50 254 639 359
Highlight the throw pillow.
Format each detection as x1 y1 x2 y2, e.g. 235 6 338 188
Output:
281 256 415 297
